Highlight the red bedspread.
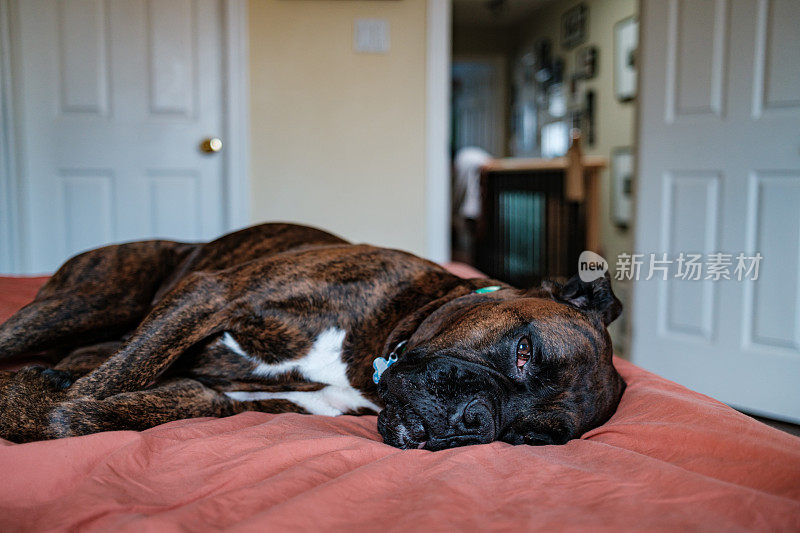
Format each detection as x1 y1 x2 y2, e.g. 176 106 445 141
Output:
1 275 799 531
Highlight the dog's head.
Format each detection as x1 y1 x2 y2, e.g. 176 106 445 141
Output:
376 273 625 450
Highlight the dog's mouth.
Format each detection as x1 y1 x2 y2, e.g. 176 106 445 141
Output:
376 407 427 449
377 401 497 451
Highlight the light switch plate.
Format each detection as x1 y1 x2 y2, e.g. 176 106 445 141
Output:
354 19 389 54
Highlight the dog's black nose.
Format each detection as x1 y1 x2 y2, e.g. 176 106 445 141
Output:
451 398 494 436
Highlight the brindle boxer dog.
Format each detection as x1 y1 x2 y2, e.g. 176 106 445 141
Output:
0 223 625 450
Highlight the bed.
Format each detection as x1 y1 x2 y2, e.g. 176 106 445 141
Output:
1 273 799 531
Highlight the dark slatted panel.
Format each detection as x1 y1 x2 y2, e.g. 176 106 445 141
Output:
476 169 586 287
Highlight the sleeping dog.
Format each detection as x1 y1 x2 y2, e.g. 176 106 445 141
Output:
0 223 625 449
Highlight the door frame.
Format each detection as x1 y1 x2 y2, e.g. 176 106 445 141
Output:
222 0 250 234
0 0 20 273
0 0 250 274
425 0 451 264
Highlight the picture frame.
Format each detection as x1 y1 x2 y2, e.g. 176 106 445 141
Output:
561 4 587 50
575 45 598 79
614 16 638 102
611 147 634 229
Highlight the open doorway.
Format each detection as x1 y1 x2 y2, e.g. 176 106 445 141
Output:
448 0 639 350
451 0 638 284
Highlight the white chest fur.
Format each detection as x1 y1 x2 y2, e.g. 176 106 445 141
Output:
220 328 381 416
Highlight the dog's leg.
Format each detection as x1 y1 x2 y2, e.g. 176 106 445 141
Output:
66 273 233 400
0 365 74 442
49 378 305 438
0 241 196 360
53 341 122 378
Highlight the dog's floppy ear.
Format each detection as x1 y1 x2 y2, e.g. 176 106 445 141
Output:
541 272 622 326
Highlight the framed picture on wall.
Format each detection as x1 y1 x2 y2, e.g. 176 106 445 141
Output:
614 16 638 102
575 45 598 79
611 147 634 229
561 4 587 50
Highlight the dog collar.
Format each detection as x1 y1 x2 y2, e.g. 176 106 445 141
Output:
473 285 502 294
373 340 407 384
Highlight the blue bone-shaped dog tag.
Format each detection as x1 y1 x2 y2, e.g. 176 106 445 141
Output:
372 353 398 384
372 340 407 384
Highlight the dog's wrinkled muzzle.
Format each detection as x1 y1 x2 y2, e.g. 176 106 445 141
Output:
376 358 501 450
378 398 497 450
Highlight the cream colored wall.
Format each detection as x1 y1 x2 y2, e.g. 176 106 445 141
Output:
516 0 637 353
248 0 428 256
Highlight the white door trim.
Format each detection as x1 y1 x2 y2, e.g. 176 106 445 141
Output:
425 0 451 263
222 0 250 232
0 0 250 273
0 0 21 273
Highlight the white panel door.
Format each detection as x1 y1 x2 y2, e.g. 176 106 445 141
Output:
13 0 226 273
633 0 800 422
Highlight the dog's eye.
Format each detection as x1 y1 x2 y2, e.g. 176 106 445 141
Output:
516 336 532 368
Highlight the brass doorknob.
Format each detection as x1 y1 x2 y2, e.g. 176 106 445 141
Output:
200 137 222 153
